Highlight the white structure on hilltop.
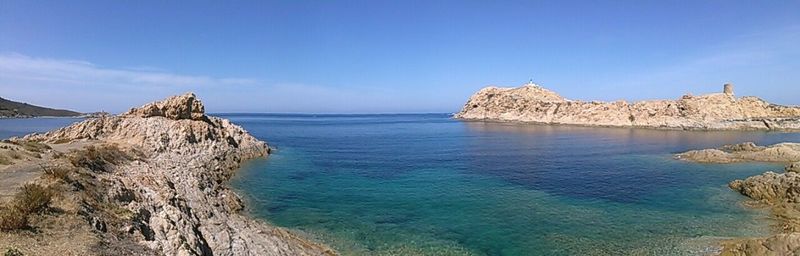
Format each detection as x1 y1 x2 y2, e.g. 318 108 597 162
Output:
526 79 538 87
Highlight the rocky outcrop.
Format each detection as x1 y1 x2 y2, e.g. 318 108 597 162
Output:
455 83 800 131
675 142 800 163
722 171 800 255
18 93 333 255
676 142 800 255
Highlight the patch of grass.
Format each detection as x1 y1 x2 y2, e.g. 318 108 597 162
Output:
13 184 54 215
68 144 130 172
0 155 10 165
0 207 28 231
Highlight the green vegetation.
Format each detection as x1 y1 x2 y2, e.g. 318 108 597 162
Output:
0 155 10 165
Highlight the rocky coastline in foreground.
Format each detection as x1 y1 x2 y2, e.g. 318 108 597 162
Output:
677 142 800 255
0 93 334 255
455 83 800 131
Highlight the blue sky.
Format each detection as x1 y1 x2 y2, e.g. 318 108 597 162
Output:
1 1 799 113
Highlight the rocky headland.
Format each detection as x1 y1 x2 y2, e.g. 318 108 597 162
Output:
0 96 83 118
455 83 800 131
676 142 800 255
0 93 334 255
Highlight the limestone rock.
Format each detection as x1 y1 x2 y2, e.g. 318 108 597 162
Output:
721 233 800 256
455 83 800 131
122 92 206 121
728 171 800 204
675 142 800 163
22 94 334 256
787 162 800 173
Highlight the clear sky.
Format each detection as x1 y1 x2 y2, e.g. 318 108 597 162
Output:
1 1 799 113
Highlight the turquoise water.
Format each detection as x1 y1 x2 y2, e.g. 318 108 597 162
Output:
3 115 798 255
225 114 800 255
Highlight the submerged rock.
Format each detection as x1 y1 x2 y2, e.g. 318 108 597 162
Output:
455 83 800 131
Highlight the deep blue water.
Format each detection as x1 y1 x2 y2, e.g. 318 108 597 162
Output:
223 114 800 255
0 117 83 139
3 115 799 255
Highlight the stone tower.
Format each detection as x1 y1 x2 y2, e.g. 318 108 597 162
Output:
723 83 734 95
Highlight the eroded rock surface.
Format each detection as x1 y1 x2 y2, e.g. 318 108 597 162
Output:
122 93 206 121
675 142 800 164
455 84 800 131
722 171 800 255
678 142 800 255
16 93 333 256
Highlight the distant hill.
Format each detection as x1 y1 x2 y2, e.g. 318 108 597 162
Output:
0 96 82 118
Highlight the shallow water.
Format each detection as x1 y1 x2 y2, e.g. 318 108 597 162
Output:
224 114 800 255
3 115 798 255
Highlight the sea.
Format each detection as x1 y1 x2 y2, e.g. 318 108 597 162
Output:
4 114 800 255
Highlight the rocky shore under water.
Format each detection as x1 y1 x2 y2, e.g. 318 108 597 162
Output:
678 142 800 255
0 93 334 255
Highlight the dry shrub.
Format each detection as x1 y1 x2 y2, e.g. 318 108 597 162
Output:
53 138 72 144
68 144 130 172
3 247 23 256
0 155 10 165
42 164 73 181
18 141 50 153
13 184 54 215
7 151 21 160
52 151 65 159
5 140 50 153
0 207 28 231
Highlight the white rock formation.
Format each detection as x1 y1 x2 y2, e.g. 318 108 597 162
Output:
455 84 800 130
23 93 334 256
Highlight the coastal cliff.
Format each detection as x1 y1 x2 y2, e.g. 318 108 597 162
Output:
0 93 333 255
455 83 800 131
676 143 800 255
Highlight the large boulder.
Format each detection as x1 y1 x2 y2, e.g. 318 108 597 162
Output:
122 92 205 120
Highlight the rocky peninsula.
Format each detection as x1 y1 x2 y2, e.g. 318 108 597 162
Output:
455 83 800 131
0 96 83 118
677 143 800 255
0 93 334 255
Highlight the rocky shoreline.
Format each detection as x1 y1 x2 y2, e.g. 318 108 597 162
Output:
455 83 800 131
676 142 800 255
0 93 334 255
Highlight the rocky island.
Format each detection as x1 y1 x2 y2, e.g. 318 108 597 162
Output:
0 93 334 255
677 143 800 255
455 83 800 131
